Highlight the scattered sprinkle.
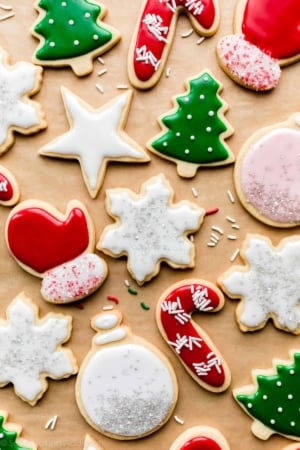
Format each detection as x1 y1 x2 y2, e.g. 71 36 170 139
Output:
128 287 138 295
140 301 150 310
106 295 119 304
75 303 84 310
190 234 194 242
211 225 224 235
0 3 13 10
45 415 58 431
181 28 193 38
230 249 240 262
226 216 236 223
166 67 171 78
191 187 198 198
97 56 105 64
227 189 235 203
102 305 114 311
207 242 216 247
205 207 219 216
211 233 220 241
116 84 129 90
0 11 14 20
227 234 237 240
124 279 130 287
174 415 185 425
97 68 107 77
231 223 240 230
95 83 104 93
196 36 205 45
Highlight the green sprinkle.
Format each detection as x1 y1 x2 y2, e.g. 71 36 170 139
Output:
128 287 138 295
140 302 150 310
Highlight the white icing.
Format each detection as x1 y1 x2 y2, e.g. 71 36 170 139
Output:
221 235 300 332
0 294 76 402
95 328 126 345
94 313 119 330
40 89 149 197
99 174 204 283
0 52 41 145
77 343 176 437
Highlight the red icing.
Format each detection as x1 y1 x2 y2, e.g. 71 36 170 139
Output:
7 206 90 274
0 172 13 202
242 0 300 60
133 0 217 82
159 283 226 388
180 436 222 450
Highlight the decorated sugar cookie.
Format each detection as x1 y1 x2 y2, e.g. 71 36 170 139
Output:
147 70 234 178
0 165 20 206
0 411 37 450
216 0 300 91
6 199 107 303
218 234 300 334
283 445 300 450
234 113 300 228
156 279 231 392
170 425 230 450
0 292 77 405
128 0 220 89
98 173 204 284
234 350 300 441
32 0 120 76
39 88 150 198
76 310 178 440
83 434 104 450
0 47 46 155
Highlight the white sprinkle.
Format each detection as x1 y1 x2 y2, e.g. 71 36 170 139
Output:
207 242 216 247
97 68 107 77
102 305 114 311
0 11 14 20
230 249 240 262
0 3 12 9
174 415 184 425
211 225 224 235
97 56 105 64
190 234 194 242
226 216 236 223
227 235 237 240
231 223 240 229
191 187 198 198
45 415 58 431
211 233 220 242
166 67 171 78
181 28 193 38
227 189 235 203
124 279 130 287
196 36 205 45
95 83 104 93
116 84 129 90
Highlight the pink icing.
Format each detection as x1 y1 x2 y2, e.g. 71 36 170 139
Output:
239 126 300 224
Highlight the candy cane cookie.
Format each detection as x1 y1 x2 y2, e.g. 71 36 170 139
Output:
156 279 231 392
128 0 220 89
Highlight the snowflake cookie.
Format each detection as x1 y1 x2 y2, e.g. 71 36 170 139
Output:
170 425 230 450
76 310 178 439
98 173 204 284
0 47 46 155
218 234 300 334
0 292 77 405
234 351 300 441
0 411 37 450
39 88 150 198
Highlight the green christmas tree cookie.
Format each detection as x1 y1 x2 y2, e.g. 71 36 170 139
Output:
147 70 235 177
0 412 36 450
31 0 120 76
234 351 300 441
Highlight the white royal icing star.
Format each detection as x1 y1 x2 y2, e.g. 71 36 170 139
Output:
98 174 204 284
39 88 150 198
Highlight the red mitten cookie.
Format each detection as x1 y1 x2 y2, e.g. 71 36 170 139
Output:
216 0 300 91
170 425 230 450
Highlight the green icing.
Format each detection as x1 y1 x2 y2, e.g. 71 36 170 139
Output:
236 353 300 437
151 72 231 164
0 416 32 450
34 0 112 60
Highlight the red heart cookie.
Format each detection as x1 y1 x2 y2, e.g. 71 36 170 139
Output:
0 165 20 206
6 199 94 276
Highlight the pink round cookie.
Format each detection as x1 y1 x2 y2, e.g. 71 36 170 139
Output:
234 113 300 227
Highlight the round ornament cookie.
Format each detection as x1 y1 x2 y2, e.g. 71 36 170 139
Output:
76 310 178 440
147 70 234 178
0 165 20 207
170 426 230 450
128 0 220 90
234 350 300 441
156 279 231 392
216 0 300 91
31 0 120 76
234 113 300 228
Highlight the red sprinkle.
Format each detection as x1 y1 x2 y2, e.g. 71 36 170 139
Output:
205 207 219 216
106 295 119 304
75 303 85 310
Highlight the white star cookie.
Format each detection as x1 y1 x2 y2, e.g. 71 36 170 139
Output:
0 46 46 154
218 234 300 333
39 88 150 198
0 292 77 405
98 173 204 284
